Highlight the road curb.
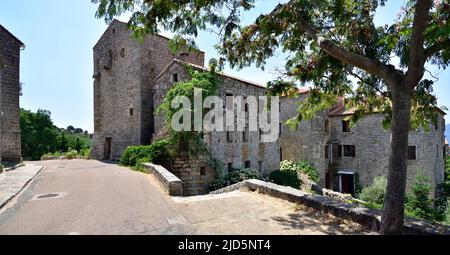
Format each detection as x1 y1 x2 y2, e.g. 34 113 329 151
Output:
0 165 45 210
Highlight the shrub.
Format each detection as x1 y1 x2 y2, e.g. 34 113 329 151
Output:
359 176 387 206
270 170 302 189
64 149 79 159
297 160 320 183
120 139 171 167
209 168 260 191
228 168 260 183
133 157 151 173
280 160 298 172
404 174 446 222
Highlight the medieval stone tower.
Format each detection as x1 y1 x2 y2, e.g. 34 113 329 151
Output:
0 24 23 164
91 20 205 160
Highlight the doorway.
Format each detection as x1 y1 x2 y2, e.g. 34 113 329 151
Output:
339 172 355 196
104 137 112 160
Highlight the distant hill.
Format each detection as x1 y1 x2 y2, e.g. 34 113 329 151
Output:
446 124 450 140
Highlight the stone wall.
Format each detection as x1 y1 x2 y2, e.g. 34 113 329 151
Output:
153 61 280 194
279 93 446 196
91 20 204 160
329 113 446 195
0 25 22 163
279 95 329 187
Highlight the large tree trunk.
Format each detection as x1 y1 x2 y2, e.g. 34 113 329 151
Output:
380 82 412 234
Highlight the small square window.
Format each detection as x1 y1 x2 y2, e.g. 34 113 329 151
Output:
200 167 206 176
172 73 179 83
343 145 356 158
342 120 351 133
227 131 233 143
244 161 251 169
408 146 417 160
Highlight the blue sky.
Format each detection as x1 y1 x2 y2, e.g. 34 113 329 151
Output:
0 0 448 133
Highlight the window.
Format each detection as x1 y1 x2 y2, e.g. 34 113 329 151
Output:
279 122 282 136
120 48 125 57
342 120 351 133
343 145 356 158
226 93 234 110
243 130 249 142
435 118 439 130
104 49 113 70
244 161 251 169
227 131 233 143
129 108 134 116
200 167 206 176
280 147 283 161
112 28 116 34
171 73 179 83
228 163 233 172
408 146 417 160
258 128 262 142
325 119 329 133
325 145 330 159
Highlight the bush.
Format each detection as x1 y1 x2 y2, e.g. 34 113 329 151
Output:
133 157 151 173
297 160 320 183
120 139 171 167
64 149 78 159
359 176 387 206
270 170 301 189
404 174 446 222
209 168 260 191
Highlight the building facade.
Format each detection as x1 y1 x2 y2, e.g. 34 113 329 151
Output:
280 95 447 196
153 60 280 194
93 21 446 196
91 20 204 160
0 24 23 164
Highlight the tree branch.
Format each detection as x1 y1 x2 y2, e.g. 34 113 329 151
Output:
425 38 450 58
297 17 402 86
405 0 433 87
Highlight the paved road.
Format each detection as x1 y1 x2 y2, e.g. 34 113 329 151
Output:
0 160 374 235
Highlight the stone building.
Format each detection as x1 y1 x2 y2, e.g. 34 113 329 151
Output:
0 24 23 164
153 59 280 195
280 94 447 196
91 20 205 160
93 21 446 196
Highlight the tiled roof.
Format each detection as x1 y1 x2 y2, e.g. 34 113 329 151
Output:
155 58 267 89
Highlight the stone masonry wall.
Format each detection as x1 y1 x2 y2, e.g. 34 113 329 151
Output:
92 20 204 160
279 92 446 196
279 95 330 187
329 113 446 195
154 61 280 194
0 25 22 163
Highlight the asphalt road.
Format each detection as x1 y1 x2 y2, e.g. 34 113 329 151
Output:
0 159 373 235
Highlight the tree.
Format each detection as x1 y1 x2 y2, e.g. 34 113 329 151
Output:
93 0 450 234
20 109 58 160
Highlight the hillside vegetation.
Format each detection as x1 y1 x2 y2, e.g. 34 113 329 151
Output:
20 108 91 160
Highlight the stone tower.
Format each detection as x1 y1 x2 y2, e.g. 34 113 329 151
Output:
0 24 23 164
91 20 205 160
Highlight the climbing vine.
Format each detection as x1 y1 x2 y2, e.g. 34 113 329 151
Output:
156 65 225 171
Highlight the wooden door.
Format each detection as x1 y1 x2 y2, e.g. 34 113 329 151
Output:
104 137 112 160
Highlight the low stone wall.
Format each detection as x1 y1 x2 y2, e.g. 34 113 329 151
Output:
143 163 183 196
212 179 450 235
